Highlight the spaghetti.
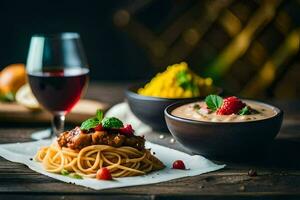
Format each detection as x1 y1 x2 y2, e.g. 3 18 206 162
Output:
35 141 165 178
35 110 165 179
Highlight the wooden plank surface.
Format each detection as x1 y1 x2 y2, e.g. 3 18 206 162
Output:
0 99 109 124
0 82 300 199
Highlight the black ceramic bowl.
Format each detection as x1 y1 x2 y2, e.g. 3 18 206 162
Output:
164 99 283 159
126 83 221 131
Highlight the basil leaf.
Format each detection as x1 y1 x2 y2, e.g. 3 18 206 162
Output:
102 117 123 129
205 95 223 111
80 109 105 130
80 117 99 130
61 169 83 179
239 106 250 115
69 173 83 179
96 109 104 121
61 169 69 176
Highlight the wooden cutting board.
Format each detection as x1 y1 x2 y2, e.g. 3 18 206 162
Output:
0 99 109 124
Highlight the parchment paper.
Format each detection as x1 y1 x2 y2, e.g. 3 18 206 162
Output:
0 139 225 190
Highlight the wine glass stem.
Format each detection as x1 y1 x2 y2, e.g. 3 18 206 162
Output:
52 114 65 137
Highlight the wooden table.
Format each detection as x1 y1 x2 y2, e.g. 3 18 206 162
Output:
1 82 300 200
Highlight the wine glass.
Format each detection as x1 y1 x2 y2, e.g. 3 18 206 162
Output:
26 32 89 138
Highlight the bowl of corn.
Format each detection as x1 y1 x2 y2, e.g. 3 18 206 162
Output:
126 62 221 131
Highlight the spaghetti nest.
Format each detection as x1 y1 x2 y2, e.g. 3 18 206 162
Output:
35 142 165 178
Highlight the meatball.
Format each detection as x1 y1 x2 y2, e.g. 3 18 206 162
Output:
57 127 145 150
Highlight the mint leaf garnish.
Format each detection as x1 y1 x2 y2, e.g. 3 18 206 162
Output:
80 117 99 130
205 95 223 111
102 117 123 129
96 109 104 121
80 110 125 130
80 109 104 130
239 106 250 115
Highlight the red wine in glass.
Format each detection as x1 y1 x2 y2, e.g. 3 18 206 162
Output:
26 33 89 137
28 68 89 113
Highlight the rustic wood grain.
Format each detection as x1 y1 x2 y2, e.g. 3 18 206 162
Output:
0 82 299 199
0 99 109 124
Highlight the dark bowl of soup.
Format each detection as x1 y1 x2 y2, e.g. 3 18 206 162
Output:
164 99 283 160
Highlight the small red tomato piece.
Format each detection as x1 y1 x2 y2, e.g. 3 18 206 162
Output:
119 124 134 135
96 167 112 180
172 160 186 170
94 124 104 131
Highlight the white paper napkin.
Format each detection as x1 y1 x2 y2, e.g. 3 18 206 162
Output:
0 139 225 190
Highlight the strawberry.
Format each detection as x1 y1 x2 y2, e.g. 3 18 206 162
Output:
216 96 245 115
119 124 134 135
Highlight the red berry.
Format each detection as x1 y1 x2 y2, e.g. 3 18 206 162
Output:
119 124 134 135
94 124 104 131
216 96 245 115
172 160 186 170
96 167 112 180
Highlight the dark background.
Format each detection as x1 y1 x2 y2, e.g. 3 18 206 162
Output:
0 0 299 99
0 0 153 80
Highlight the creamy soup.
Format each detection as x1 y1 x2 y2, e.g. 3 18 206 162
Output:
171 101 277 122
